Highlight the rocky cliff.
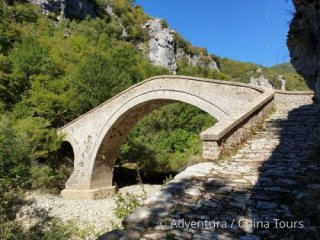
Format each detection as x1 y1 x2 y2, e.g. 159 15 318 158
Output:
144 18 220 74
144 18 177 73
287 0 320 100
249 68 286 90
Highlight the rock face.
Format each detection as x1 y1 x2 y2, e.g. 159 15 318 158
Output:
29 0 96 20
250 75 273 89
144 18 220 73
287 0 320 100
144 18 177 73
250 74 286 90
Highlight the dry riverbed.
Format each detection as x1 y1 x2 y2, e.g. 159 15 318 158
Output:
16 184 162 235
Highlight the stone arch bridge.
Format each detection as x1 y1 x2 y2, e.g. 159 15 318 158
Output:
59 76 275 199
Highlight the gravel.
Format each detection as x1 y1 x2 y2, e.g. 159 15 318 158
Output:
16 184 162 234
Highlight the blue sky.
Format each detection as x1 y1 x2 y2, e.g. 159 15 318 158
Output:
136 0 295 67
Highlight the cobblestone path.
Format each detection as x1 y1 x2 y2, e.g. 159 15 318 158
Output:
111 99 320 240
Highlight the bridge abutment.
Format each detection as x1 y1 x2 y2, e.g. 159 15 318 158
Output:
61 187 115 200
61 158 116 199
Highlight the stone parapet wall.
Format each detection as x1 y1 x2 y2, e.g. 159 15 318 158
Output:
201 90 315 161
274 90 314 108
202 100 274 160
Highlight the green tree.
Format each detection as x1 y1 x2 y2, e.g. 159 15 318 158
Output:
0 115 30 219
72 42 166 112
9 37 60 78
14 74 79 127
13 116 61 161
0 1 20 54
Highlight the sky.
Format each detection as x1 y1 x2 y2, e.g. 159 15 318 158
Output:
136 0 295 67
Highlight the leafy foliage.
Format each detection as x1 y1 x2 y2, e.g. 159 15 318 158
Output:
218 57 261 83
0 115 30 219
14 117 61 159
175 32 208 56
266 63 308 91
215 57 308 90
109 0 149 42
120 103 217 174
114 190 147 219
0 218 96 240
72 43 167 112
177 57 229 80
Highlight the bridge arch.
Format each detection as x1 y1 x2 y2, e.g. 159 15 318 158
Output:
59 76 274 199
60 141 75 162
88 90 229 189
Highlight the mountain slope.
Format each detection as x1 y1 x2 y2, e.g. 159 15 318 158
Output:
267 63 308 91
22 0 308 91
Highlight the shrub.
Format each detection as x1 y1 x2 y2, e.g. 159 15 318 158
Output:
30 165 68 193
11 3 38 23
0 218 96 240
160 19 168 28
114 190 147 219
13 116 62 160
29 219 96 240
0 220 24 240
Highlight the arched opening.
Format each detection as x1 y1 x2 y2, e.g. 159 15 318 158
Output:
58 141 75 167
109 102 217 187
55 141 75 189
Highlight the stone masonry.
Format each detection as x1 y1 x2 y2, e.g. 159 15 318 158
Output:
58 76 274 200
113 93 320 240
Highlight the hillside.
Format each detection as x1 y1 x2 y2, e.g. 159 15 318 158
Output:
217 59 308 91
266 63 308 91
0 0 311 238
